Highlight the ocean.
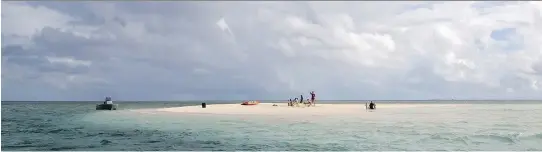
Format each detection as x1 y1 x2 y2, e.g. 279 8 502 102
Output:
2 101 542 151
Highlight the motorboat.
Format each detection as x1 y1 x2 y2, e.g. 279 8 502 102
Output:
96 96 118 110
241 100 260 105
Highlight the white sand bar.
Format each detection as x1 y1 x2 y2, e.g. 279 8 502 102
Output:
154 103 465 116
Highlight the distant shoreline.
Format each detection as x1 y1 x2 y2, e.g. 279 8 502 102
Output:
3 100 542 104
3 99 542 101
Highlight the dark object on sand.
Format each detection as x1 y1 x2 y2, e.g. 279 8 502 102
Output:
202 102 207 108
368 101 376 110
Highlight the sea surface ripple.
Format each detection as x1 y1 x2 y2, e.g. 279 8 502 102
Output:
2 101 542 151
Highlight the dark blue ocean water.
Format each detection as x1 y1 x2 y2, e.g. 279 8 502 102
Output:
2 101 542 151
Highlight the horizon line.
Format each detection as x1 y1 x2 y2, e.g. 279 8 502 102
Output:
3 99 542 102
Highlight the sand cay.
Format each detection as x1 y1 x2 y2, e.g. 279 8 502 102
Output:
153 103 464 116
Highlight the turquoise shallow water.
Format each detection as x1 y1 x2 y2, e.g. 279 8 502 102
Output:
2 101 542 151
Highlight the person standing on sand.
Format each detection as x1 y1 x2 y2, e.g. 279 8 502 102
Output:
300 95 304 104
310 91 316 106
288 99 291 106
369 101 376 109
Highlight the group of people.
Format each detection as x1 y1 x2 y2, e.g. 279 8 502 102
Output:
288 91 316 107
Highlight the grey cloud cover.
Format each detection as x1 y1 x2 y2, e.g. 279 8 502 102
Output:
2 1 542 101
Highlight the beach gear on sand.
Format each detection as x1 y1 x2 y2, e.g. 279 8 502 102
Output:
241 101 260 105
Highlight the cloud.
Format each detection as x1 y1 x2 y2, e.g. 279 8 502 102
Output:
216 17 234 37
2 1 542 101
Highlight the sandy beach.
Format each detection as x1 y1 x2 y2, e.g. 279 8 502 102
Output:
152 103 465 116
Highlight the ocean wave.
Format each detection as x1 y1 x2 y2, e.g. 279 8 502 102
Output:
470 134 517 144
519 133 542 140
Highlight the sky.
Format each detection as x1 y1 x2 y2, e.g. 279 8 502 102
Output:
2 1 542 101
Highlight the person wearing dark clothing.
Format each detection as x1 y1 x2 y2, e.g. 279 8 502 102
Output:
300 95 304 103
369 101 376 109
288 99 292 106
310 91 316 106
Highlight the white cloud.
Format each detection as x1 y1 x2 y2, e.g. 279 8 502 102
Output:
2 2 73 37
2 1 542 100
46 56 92 67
